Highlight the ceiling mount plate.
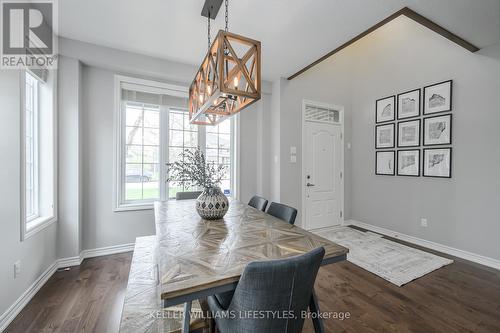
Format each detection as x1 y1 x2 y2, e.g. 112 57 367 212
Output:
201 0 223 19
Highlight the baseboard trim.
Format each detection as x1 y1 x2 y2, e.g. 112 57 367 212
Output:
347 219 500 271
0 261 58 332
0 242 136 331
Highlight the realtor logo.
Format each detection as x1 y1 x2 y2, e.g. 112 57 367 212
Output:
1 0 57 69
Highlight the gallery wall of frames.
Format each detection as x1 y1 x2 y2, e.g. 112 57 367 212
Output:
375 80 452 178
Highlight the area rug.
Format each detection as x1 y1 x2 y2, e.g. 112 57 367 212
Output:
314 226 453 286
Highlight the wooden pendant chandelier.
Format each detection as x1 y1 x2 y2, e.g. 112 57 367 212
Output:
189 1 261 125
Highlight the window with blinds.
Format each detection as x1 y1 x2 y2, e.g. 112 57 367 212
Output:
115 76 235 210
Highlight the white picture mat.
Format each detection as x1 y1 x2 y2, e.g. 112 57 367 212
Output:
376 96 395 122
424 81 452 114
424 148 451 177
398 150 420 176
377 151 395 174
376 124 395 148
424 115 451 145
398 120 420 147
398 90 420 119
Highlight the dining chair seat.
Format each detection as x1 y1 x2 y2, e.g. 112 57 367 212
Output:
248 195 268 211
207 247 325 333
267 202 298 225
175 191 202 200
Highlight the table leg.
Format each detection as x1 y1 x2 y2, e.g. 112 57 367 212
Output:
309 290 325 333
181 301 192 333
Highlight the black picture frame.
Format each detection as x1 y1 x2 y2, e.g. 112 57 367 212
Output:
397 119 421 148
397 149 420 177
423 80 453 115
422 148 452 178
375 151 395 176
397 88 421 120
423 114 452 146
375 123 395 149
375 95 396 123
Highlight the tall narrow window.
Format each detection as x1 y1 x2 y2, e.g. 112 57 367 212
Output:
25 72 39 221
124 103 161 202
206 120 232 195
168 108 199 198
22 69 56 239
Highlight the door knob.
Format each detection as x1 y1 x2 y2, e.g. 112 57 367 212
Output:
306 183 315 187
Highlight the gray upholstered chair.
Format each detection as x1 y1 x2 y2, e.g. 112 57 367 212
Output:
207 247 325 333
175 191 202 200
248 195 268 211
267 202 298 225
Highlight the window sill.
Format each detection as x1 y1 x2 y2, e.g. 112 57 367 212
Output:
114 203 155 212
24 215 57 240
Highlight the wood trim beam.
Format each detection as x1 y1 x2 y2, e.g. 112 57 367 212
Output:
287 7 480 80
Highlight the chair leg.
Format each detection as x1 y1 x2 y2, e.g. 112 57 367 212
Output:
309 290 325 333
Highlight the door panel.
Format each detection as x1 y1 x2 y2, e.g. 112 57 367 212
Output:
305 122 341 230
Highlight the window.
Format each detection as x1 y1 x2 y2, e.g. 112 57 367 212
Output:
124 103 161 202
25 72 39 221
21 69 57 239
115 76 236 210
168 108 199 198
206 121 232 195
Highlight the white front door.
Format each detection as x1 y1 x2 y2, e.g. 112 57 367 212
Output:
304 121 342 230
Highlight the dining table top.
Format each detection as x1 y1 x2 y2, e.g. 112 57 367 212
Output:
154 199 348 303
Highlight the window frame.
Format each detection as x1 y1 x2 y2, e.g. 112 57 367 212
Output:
114 75 239 211
20 70 58 241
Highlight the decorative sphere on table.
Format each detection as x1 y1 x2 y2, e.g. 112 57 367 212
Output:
196 187 229 220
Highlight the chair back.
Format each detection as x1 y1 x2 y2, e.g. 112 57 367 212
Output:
267 202 298 225
175 191 202 200
248 195 268 211
209 247 325 333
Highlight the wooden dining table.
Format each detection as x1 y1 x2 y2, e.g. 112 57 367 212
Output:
154 199 348 333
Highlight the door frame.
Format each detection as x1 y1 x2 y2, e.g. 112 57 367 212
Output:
301 99 345 230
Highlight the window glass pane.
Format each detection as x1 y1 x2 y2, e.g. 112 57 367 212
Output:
144 109 160 128
143 128 160 145
125 106 143 127
169 130 184 147
206 132 218 148
218 121 230 134
143 146 159 163
169 112 184 130
169 147 183 163
126 145 142 163
184 131 198 148
206 148 218 163
219 149 230 164
142 182 159 199
125 182 142 201
143 163 160 181
125 127 142 145
184 113 198 131
218 134 230 149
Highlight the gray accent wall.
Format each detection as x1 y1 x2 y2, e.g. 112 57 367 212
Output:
278 16 500 260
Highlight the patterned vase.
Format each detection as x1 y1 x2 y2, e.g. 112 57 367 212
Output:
195 187 229 220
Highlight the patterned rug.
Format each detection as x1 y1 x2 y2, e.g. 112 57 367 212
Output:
314 226 453 286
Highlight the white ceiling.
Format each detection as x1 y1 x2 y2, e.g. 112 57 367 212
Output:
59 0 500 81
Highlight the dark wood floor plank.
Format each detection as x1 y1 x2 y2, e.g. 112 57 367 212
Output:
5 238 500 333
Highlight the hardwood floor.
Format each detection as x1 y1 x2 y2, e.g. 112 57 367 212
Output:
6 235 500 333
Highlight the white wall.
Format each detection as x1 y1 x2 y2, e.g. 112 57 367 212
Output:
278 16 500 260
0 70 58 316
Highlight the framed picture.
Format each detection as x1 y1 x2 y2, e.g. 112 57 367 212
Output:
397 150 420 177
423 80 452 114
376 95 396 123
376 151 395 175
376 123 395 149
423 148 452 178
423 114 452 146
397 89 420 119
397 119 420 147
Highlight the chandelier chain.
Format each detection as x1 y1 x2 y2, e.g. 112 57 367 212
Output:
207 10 211 50
225 0 229 32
